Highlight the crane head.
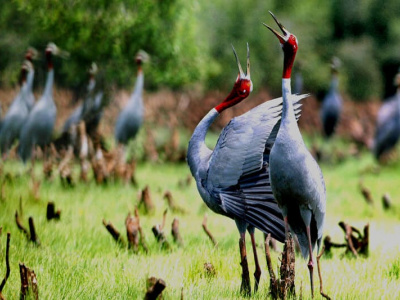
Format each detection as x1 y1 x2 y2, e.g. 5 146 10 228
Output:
88 62 99 76
215 44 253 113
46 42 70 59
263 12 298 79
25 47 39 61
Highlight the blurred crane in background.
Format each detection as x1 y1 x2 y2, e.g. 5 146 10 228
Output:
19 43 69 163
24 47 39 111
63 62 103 136
0 55 36 157
373 70 400 161
321 57 342 138
188 44 307 295
265 12 326 298
114 51 148 159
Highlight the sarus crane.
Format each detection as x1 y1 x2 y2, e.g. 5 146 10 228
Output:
373 71 400 161
115 52 148 154
321 57 342 138
24 47 39 111
265 12 326 298
63 62 103 135
187 44 307 295
0 59 34 157
19 43 68 163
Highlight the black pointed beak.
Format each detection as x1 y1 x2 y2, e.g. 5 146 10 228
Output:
263 11 289 43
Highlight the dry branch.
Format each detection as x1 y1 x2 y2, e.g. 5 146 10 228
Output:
19 263 38 300
0 233 11 296
15 211 29 239
46 202 61 221
102 219 125 247
28 217 40 246
151 210 170 249
202 214 217 248
144 277 166 300
163 191 185 214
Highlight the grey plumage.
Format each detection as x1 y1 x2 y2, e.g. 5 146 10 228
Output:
373 86 400 160
19 43 65 162
188 95 307 241
321 59 342 138
115 63 144 145
0 61 33 155
265 12 326 264
63 63 104 134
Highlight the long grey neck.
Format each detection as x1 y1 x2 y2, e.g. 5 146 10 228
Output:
187 108 219 176
27 69 34 92
131 70 144 100
281 78 297 126
44 69 54 98
330 73 339 91
87 78 96 93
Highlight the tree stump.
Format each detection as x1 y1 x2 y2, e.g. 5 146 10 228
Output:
144 277 166 300
265 233 295 300
19 263 38 300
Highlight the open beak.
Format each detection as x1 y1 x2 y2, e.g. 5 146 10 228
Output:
231 43 250 80
263 11 289 43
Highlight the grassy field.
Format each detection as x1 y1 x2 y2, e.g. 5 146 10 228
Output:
0 142 400 299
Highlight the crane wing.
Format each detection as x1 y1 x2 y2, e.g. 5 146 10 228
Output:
377 97 398 129
207 94 307 190
218 163 286 242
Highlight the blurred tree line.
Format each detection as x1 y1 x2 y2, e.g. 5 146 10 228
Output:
1 0 400 101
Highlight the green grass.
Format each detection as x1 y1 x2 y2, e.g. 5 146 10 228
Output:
0 145 400 299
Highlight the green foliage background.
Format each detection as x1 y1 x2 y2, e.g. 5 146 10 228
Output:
1 0 400 100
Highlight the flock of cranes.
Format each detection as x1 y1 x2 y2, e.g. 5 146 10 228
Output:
0 43 145 163
0 12 399 299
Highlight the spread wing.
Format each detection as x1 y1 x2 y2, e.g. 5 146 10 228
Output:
206 94 307 190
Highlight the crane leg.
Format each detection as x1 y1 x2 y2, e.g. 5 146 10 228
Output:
306 226 314 298
249 232 261 293
239 233 251 296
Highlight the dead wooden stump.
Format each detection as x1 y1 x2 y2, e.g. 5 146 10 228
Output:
203 262 216 278
46 202 61 221
138 185 154 214
382 193 392 210
19 263 38 300
126 208 148 253
152 210 170 250
359 181 374 206
58 146 75 187
265 233 296 300
171 218 183 247
102 219 125 247
163 191 185 214
202 214 217 248
0 233 11 299
144 277 166 300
